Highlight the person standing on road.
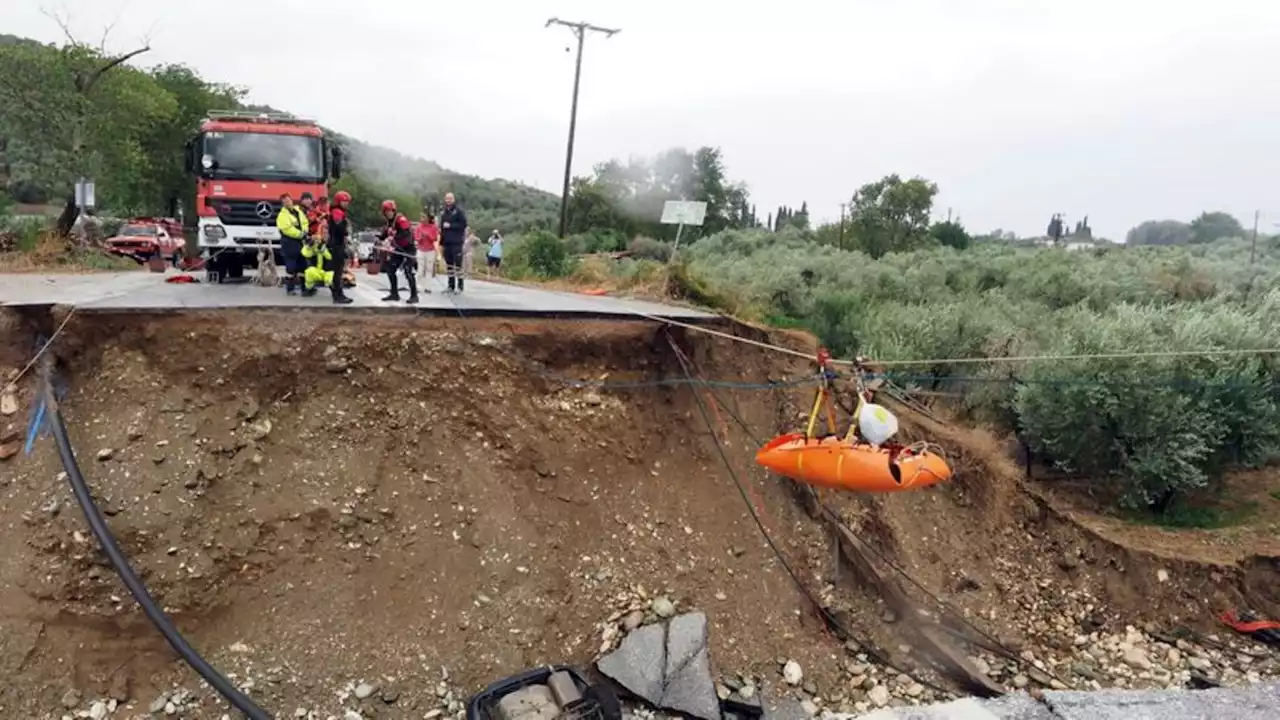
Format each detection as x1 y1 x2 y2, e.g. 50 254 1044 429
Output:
462 228 479 279
275 193 309 295
438 192 468 294
414 211 439 291
326 190 355 305
379 199 419 304
486 230 504 278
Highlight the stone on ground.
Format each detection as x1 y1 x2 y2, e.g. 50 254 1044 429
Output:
597 611 720 720
496 684 560 720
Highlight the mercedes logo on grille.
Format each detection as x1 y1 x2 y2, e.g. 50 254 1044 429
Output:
255 201 273 219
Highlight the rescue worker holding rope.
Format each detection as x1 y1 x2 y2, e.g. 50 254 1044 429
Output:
327 191 355 305
379 199 419 304
275 193 309 295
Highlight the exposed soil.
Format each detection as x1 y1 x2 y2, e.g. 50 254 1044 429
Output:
0 308 1275 719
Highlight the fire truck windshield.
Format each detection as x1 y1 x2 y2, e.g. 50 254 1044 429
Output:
200 131 323 181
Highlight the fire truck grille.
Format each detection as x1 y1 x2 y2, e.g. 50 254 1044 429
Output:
212 200 281 227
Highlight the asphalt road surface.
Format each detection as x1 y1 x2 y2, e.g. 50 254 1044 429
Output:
0 270 715 321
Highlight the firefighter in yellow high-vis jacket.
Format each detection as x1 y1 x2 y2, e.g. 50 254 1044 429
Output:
299 234 333 297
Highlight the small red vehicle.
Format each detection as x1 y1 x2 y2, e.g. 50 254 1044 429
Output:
105 218 186 266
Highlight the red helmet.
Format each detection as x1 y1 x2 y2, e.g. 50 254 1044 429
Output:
381 200 397 213
334 191 352 205
395 214 411 230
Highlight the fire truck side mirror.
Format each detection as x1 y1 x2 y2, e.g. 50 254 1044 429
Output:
330 145 343 180
183 139 195 174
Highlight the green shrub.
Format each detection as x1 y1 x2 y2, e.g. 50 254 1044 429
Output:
1 217 47 251
676 228 1280 513
628 236 672 262
521 230 571 278
565 229 626 254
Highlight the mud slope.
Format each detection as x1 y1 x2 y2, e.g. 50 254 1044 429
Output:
0 309 1275 719
0 312 844 718
784 396 1280 696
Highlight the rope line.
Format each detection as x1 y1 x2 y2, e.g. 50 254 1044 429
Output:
410 265 1280 372
696 375 1076 691
665 331 958 699
874 347 1280 368
614 297 1280 370
10 308 76 386
875 373 1278 391
543 373 820 391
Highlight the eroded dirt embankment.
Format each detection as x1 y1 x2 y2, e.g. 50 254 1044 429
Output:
0 308 1275 719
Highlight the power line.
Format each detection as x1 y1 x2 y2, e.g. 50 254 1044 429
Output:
546 17 619 239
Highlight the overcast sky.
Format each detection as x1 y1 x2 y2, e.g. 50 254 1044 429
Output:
10 0 1279 239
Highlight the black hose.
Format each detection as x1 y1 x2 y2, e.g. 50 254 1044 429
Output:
43 381 273 720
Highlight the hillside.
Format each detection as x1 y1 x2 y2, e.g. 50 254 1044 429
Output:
334 132 559 232
0 34 560 232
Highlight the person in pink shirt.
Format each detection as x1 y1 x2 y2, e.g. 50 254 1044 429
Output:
415 211 440 287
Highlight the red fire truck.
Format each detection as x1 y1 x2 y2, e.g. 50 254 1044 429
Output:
184 110 342 282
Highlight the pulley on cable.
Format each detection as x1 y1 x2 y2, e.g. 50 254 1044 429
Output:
754 348 953 493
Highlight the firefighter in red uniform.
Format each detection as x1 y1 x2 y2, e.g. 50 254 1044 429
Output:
379 199 419 304
327 191 355 305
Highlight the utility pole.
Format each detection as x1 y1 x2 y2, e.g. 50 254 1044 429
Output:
546 17 620 239
1249 209 1260 266
838 202 847 250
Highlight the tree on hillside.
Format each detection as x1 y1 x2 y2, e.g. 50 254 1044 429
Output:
330 171 417 229
692 147 730 232
0 19 154 234
1126 219 1193 246
566 175 626 235
565 145 753 241
847 174 938 258
144 64 242 218
1190 211 1245 244
930 219 971 250
771 202 810 232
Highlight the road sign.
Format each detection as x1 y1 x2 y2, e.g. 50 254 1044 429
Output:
662 200 707 263
75 179 96 209
661 200 707 227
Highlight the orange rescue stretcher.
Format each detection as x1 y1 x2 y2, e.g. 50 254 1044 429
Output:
754 350 953 493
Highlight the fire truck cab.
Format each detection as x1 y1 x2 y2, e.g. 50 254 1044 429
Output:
185 110 342 282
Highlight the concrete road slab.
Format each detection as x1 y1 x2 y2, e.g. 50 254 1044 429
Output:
0 270 715 321
849 683 1280 720
1042 681 1280 720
